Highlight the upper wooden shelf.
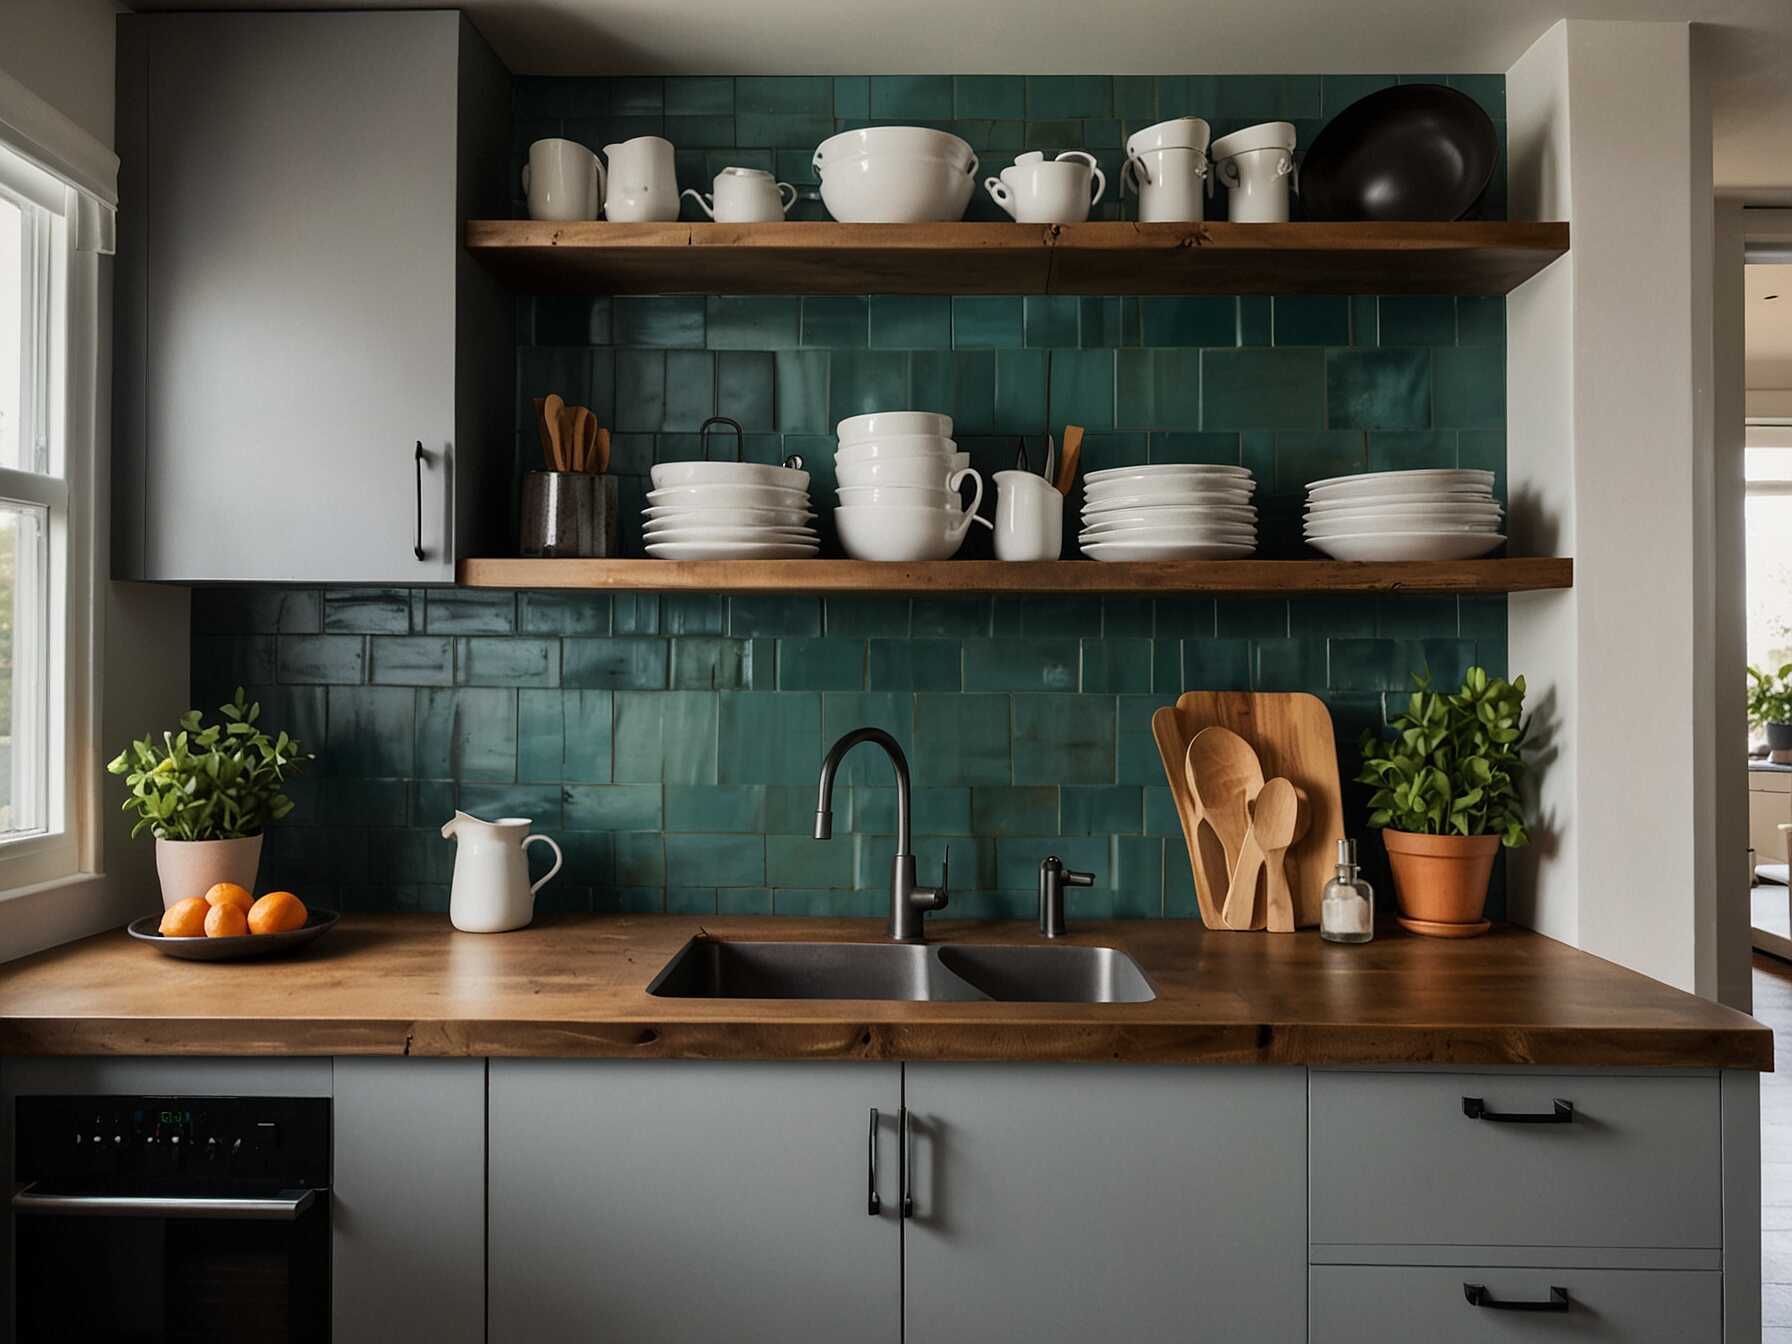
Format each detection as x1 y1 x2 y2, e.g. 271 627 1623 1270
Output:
457 557 1573 596
465 220 1569 297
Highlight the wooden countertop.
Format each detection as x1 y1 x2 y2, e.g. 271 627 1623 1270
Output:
0 915 1770 1069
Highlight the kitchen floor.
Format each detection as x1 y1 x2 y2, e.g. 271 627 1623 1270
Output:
1758 952 1792 1337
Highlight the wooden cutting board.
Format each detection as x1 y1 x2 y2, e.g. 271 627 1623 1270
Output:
1152 691 1346 930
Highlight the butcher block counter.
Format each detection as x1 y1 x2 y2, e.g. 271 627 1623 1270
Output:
0 914 1768 1067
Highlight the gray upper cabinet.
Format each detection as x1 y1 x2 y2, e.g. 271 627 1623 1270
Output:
114 10 512 583
902 1064 1308 1344
487 1060 903 1344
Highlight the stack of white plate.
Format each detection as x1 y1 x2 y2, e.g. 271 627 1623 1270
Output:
833 412 991 561
1303 469 1504 561
1078 464 1258 561
643 458 817 560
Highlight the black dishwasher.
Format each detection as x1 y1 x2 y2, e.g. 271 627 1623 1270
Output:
12 1095 330 1342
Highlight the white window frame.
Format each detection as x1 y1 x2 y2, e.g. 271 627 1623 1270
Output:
0 141 98 894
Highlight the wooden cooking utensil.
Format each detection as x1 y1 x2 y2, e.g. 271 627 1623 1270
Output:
593 426 611 474
558 405 582 472
581 414 599 472
1261 783 1311 933
1227 778 1300 930
1055 424 1085 494
531 397 553 465
1186 727 1265 912
568 406 592 473
542 393 566 472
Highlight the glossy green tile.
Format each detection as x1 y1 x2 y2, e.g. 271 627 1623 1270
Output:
912 597 991 638
717 886 773 915
663 350 716 430
456 637 558 688
1254 638 1328 691
970 785 1058 836
955 75 1025 119
866 638 960 691
717 691 820 785
614 349 666 432
1368 430 1456 473
714 351 775 431
775 886 881 916
322 589 407 635
950 351 997 432
777 639 864 691
828 350 910 425
1456 297 1504 347
278 635 365 685
1447 74 1505 120
1321 74 1398 115
609 77 663 114
665 76 732 116
1180 638 1252 690
1059 785 1141 835
1112 76 1155 118
870 295 951 350
665 115 734 148
612 594 660 635
994 349 1048 430
1273 296 1350 346
1079 297 1138 349
1027 75 1111 118
1012 693 1114 780
766 834 853 887
612 833 666 886
1237 296 1272 346
563 638 669 690
823 598 909 637
1349 295 1379 346
414 688 511 781
1274 431 1367 493
735 112 835 149
1049 349 1116 429
424 590 514 635
1326 348 1431 430
833 76 870 118
871 75 954 118
670 637 769 690
1141 297 1236 348
729 596 821 637
821 692 914 786
519 689 601 783
1024 296 1080 349
1080 638 1151 693
612 690 717 784
612 296 706 349
564 783 662 831
1289 597 1378 638
952 296 1024 349
774 351 829 433
802 296 868 348
913 692 1008 785
707 296 800 350
666 833 764 886
995 834 1106 891
1149 350 1200 427
1110 836 1164 916
1202 349 1324 430
518 592 611 636
193 589 321 636
1433 345 1505 429
851 785 971 835
1378 295 1456 346
1216 599 1289 639
963 638 1078 692
1144 786 1179 836
735 76 832 114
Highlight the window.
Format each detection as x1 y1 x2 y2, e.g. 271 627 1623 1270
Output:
0 141 81 887
1746 423 1792 676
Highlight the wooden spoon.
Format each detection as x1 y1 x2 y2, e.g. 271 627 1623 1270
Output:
1185 727 1264 925
1227 778 1299 930
593 426 611 474
542 393 566 472
1262 785 1312 932
1055 424 1085 494
568 406 592 472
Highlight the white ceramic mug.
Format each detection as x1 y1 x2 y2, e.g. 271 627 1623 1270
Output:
986 151 1106 224
603 135 679 223
1211 122 1299 223
522 138 605 222
1122 146 1209 223
682 166 798 223
993 470 1064 561
835 503 992 561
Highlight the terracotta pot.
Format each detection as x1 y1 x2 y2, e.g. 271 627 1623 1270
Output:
1380 829 1499 931
154 835 264 909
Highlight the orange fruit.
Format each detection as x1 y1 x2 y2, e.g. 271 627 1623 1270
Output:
203 902 249 938
248 891 307 935
204 882 254 913
159 897 210 938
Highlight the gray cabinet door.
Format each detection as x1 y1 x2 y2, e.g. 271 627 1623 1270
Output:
117 11 461 582
488 1060 903 1344
903 1064 1307 1343
332 1059 485 1344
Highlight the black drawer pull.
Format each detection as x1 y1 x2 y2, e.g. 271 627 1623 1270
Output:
1461 1096 1574 1124
866 1108 882 1216
1464 1284 1570 1312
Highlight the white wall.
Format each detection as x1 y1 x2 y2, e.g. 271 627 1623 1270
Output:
1506 19 1726 996
0 0 192 962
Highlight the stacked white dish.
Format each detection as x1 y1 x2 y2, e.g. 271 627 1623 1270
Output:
1303 468 1504 561
833 412 991 561
1078 464 1258 560
812 128 980 223
643 440 817 559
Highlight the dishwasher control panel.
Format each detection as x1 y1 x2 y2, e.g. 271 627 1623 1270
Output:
15 1095 330 1188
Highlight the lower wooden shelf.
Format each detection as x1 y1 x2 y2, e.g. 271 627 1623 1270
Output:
455 557 1573 596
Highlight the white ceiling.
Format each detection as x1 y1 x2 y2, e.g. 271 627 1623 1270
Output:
126 0 1792 196
1749 265 1792 389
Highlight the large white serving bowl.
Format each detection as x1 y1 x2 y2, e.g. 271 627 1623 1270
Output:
1083 462 1252 485
640 504 815 528
835 503 990 561
816 127 977 173
836 411 954 443
816 151 978 223
1306 468 1495 502
1305 515 1499 539
1078 525 1257 546
1080 505 1258 533
649 460 809 491
1082 539 1256 561
836 457 969 489
1306 491 1497 513
646 483 810 511
1306 531 1506 561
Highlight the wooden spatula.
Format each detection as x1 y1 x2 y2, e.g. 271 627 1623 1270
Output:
542 393 567 472
593 426 611 474
568 406 592 472
1055 424 1085 494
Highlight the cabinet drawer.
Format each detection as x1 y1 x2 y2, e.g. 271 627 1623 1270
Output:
1309 1072 1719 1248
1309 1266 1720 1343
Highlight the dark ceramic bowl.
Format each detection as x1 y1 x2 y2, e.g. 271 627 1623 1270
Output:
1299 83 1499 222
128 908 340 961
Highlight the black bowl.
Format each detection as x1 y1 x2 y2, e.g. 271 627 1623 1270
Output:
1299 83 1499 222
129 908 340 961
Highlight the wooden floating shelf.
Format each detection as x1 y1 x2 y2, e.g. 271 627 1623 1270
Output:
456 557 1573 596
465 220 1569 297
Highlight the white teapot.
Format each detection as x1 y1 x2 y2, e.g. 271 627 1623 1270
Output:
683 166 797 222
440 811 563 933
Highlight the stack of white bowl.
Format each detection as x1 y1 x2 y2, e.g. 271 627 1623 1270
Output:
1304 469 1504 561
643 456 817 560
833 412 991 561
812 127 980 223
1078 464 1258 560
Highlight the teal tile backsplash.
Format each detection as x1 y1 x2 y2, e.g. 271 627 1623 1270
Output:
192 70 1507 918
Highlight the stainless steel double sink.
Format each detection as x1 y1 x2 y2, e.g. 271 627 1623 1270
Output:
646 939 1157 1004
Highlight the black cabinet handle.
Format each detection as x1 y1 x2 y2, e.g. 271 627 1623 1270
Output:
1462 1097 1574 1124
899 1107 914 1219
412 441 427 561
866 1108 881 1216
1464 1284 1570 1312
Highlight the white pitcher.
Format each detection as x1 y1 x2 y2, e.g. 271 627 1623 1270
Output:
440 811 563 933
603 135 679 223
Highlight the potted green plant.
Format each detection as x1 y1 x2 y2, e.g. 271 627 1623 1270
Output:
1748 664 1792 751
1356 666 1530 938
107 688 313 908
